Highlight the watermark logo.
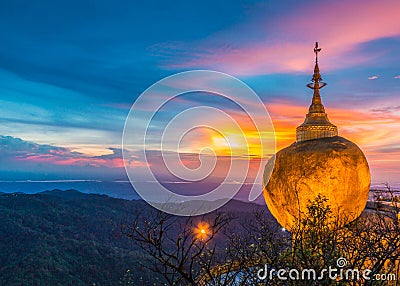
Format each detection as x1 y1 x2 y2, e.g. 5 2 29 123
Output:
122 70 276 216
336 257 348 268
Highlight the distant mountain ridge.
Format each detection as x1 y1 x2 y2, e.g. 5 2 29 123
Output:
38 188 107 200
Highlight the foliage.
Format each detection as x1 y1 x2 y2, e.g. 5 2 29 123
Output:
0 191 157 285
0 190 266 285
1 189 399 285
126 191 400 285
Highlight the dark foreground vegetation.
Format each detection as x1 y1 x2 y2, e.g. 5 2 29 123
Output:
0 190 267 285
127 195 399 285
1 189 399 285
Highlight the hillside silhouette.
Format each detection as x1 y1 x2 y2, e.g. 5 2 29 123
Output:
0 190 268 285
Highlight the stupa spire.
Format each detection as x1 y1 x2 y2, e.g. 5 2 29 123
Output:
296 42 338 142
306 42 327 113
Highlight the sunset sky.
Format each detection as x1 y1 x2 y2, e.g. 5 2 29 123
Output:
0 0 399 194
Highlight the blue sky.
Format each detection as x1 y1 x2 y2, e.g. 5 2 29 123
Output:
0 0 399 190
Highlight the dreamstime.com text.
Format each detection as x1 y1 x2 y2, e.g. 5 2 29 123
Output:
257 258 396 282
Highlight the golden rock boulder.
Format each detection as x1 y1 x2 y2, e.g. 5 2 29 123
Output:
263 136 370 230
263 43 371 230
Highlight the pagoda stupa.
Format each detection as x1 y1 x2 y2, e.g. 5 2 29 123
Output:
263 42 370 230
296 42 338 142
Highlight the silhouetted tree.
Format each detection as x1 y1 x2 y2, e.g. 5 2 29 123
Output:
124 187 399 285
122 209 234 285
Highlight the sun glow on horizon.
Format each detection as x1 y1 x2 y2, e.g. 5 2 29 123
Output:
177 125 274 159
